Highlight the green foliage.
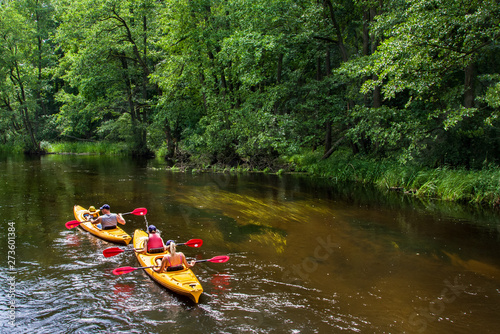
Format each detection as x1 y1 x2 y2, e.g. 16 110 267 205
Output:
0 0 58 153
1 0 500 208
43 141 129 155
97 113 132 142
54 0 165 155
0 143 24 154
336 0 500 167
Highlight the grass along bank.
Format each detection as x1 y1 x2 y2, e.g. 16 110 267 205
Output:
1 141 131 155
286 149 500 207
41 141 130 155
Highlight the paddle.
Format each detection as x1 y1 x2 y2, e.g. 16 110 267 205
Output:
194 255 229 263
122 208 147 216
65 207 148 229
102 239 204 257
65 220 82 229
112 255 230 275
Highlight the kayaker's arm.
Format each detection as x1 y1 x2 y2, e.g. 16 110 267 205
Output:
182 253 195 268
90 216 101 225
117 214 126 225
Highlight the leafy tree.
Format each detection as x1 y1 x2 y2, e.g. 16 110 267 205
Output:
54 0 164 155
151 0 356 166
2 0 500 173
344 0 500 166
0 0 56 153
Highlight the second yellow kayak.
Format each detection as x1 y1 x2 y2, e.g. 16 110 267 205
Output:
133 229 203 303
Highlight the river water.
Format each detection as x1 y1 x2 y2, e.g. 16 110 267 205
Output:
0 154 499 333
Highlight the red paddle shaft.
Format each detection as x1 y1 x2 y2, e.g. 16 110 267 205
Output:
121 208 147 216
112 255 230 275
102 239 203 257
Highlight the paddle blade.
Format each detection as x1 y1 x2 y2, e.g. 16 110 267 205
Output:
65 220 81 229
103 247 124 258
184 239 203 248
131 208 147 216
112 266 137 275
208 255 230 263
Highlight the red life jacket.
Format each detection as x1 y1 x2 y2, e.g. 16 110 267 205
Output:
147 233 164 252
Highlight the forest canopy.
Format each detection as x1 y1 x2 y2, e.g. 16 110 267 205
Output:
1 0 499 170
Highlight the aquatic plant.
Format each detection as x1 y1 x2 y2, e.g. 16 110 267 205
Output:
287 149 500 207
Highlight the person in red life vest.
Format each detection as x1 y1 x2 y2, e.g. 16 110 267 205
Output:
137 225 166 254
153 240 196 272
90 204 125 230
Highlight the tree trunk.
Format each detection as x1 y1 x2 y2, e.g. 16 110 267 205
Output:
372 74 382 108
321 135 346 160
324 47 332 154
207 51 220 95
220 69 227 98
118 55 136 121
324 122 332 154
324 0 348 62
363 10 370 107
277 53 283 84
11 65 40 153
112 9 152 155
316 57 322 81
464 62 475 108
325 48 331 75
199 70 208 112
35 2 47 116
165 125 175 159
370 8 382 108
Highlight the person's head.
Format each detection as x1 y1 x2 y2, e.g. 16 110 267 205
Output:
100 204 111 213
148 225 157 233
166 240 176 254
89 206 96 212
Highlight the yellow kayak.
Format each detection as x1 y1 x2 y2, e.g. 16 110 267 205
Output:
133 229 203 303
73 205 132 245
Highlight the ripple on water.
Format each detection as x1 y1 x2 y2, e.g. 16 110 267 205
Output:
194 261 369 334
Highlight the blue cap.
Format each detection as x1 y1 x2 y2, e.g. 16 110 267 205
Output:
166 240 174 246
148 225 157 232
100 204 110 210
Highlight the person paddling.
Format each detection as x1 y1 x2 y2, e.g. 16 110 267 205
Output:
137 225 166 254
153 240 195 272
90 204 125 230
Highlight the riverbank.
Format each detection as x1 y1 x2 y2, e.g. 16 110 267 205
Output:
160 148 500 208
0 141 130 155
3 141 499 208
284 149 500 208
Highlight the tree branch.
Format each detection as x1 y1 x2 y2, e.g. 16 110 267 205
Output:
313 36 338 44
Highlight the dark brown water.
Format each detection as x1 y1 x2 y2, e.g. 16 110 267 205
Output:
1 154 500 333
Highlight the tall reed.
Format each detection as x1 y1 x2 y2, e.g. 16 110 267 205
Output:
43 141 130 155
287 149 500 207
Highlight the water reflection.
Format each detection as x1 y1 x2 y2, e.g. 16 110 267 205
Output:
443 251 500 279
113 283 135 303
210 274 232 292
